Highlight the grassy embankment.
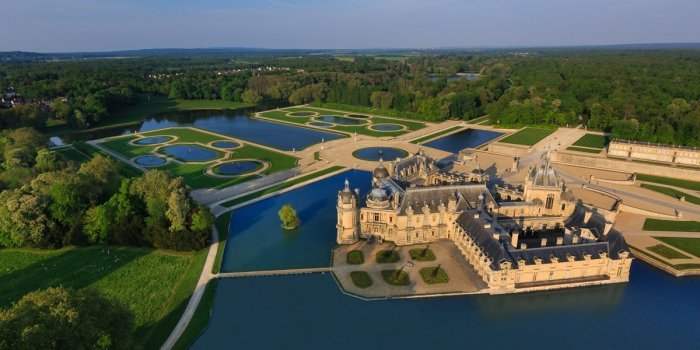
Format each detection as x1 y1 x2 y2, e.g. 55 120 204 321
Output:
410 126 464 144
0 246 207 349
643 219 700 232
567 134 610 153
653 237 700 258
637 174 700 191
499 127 556 146
640 183 700 205
99 127 297 189
647 244 691 259
172 280 219 350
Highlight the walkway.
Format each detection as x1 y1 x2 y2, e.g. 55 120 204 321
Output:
217 267 332 278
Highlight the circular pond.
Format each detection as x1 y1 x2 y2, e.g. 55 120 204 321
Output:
288 111 316 117
133 155 167 167
211 141 240 149
369 123 405 132
315 115 367 126
346 114 371 119
308 121 334 128
133 135 174 145
352 147 408 161
213 160 264 176
160 144 220 162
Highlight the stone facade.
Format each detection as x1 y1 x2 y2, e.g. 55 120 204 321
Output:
608 139 700 168
337 151 633 294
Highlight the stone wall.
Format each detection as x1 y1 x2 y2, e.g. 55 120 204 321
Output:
552 151 700 181
608 140 700 168
488 142 531 157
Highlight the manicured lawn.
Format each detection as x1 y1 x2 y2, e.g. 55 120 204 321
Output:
654 237 700 258
98 128 298 190
0 246 207 349
173 279 218 350
499 127 556 146
376 250 400 263
211 214 231 274
347 250 365 265
54 146 92 163
409 248 436 261
312 102 437 122
419 267 449 284
647 244 690 259
630 247 700 271
572 134 610 149
220 166 345 208
466 115 490 124
637 174 700 191
411 126 463 144
349 271 373 289
381 270 410 286
643 219 700 232
566 146 602 154
641 183 700 205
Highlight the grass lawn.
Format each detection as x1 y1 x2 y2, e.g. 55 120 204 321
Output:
0 246 207 350
173 279 218 350
641 183 700 205
410 126 463 144
637 174 700 191
376 250 400 263
220 166 345 208
54 146 92 163
381 270 410 286
346 250 364 265
643 219 700 232
499 127 556 146
99 128 298 190
630 247 700 271
566 146 602 154
48 95 253 135
409 248 436 261
419 267 449 284
647 244 690 259
572 134 610 149
211 215 231 274
312 102 437 122
349 271 373 289
653 237 700 258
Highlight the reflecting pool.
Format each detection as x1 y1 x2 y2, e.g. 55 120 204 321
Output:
133 155 166 167
308 121 335 128
352 147 409 161
220 170 371 272
369 123 404 131
160 144 220 162
425 128 503 153
213 161 263 176
133 135 173 145
194 262 700 349
346 114 371 119
315 115 367 125
211 141 240 149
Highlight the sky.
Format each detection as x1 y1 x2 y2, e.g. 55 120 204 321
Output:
2 0 700 52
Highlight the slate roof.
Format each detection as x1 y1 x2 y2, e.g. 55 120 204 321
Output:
397 184 489 215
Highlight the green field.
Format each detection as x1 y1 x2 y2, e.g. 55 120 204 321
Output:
98 127 298 189
567 146 603 154
173 280 218 350
0 246 207 349
637 174 700 191
647 244 691 259
643 219 700 232
49 95 253 136
411 126 463 144
499 127 556 146
312 102 437 122
641 183 700 205
654 237 700 258
572 134 611 149
258 106 426 137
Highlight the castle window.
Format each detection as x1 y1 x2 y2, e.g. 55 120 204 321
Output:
545 195 554 209
389 217 393 223
561 203 566 211
374 213 380 222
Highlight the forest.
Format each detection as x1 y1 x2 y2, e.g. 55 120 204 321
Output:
2 50 700 146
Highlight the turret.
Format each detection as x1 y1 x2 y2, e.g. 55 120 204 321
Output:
337 179 360 244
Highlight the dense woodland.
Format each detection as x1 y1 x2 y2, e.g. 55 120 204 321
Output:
2 51 700 145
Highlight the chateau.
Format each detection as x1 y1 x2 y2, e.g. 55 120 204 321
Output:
337 151 633 294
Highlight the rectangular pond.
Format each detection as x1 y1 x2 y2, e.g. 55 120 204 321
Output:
220 170 371 272
194 262 700 349
424 128 503 153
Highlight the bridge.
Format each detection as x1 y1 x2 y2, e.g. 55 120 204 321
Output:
216 267 332 279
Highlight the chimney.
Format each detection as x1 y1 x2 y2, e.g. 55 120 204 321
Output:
603 222 613 236
473 213 480 219
520 242 528 250
572 235 580 244
540 237 548 247
511 231 520 248
583 211 593 224
492 233 500 241
556 237 563 245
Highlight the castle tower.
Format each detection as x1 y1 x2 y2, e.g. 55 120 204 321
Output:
337 179 360 244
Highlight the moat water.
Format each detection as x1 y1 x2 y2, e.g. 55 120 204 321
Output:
425 128 503 153
220 170 372 272
194 262 700 349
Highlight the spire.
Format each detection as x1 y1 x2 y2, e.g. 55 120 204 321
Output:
344 179 350 191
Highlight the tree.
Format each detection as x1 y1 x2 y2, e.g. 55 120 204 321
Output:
0 189 56 248
35 149 61 172
241 89 262 105
166 187 190 232
83 205 111 244
78 155 120 199
0 287 133 350
278 204 300 230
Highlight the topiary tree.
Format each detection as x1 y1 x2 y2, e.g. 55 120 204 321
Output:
278 204 300 230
